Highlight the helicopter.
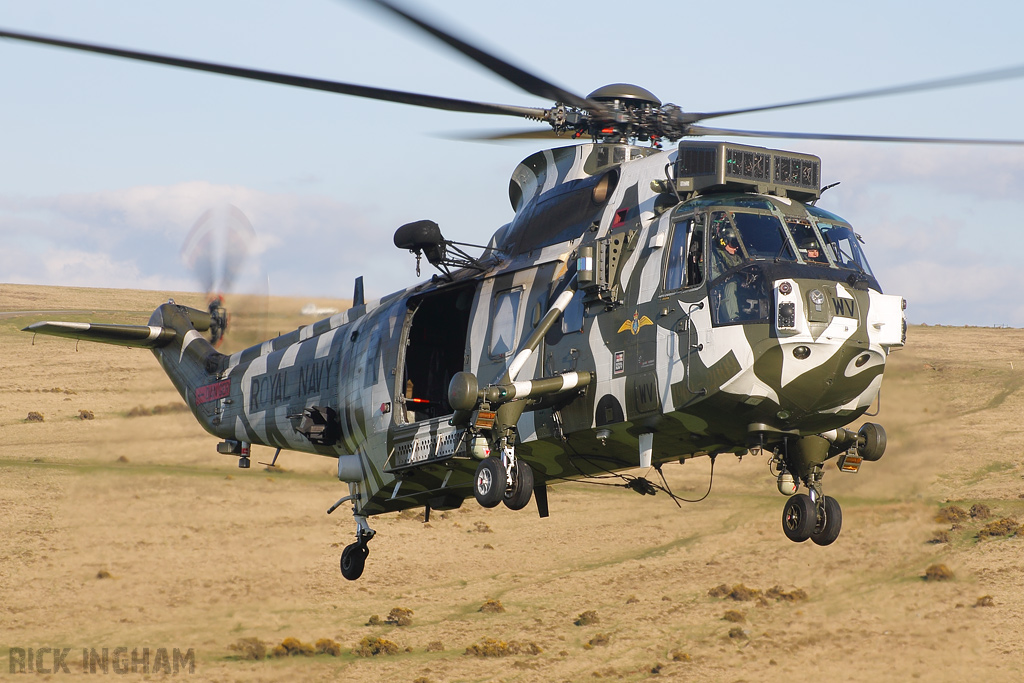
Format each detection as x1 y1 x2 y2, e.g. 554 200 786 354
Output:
9 1 1024 580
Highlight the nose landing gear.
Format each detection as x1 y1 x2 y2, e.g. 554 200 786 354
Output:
782 492 843 545
770 423 884 547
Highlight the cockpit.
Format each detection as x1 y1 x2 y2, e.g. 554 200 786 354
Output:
663 195 878 326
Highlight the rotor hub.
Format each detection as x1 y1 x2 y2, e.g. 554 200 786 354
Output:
586 84 661 108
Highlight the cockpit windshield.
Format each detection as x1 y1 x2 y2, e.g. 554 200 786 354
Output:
785 219 829 266
708 210 795 280
668 197 879 327
807 205 875 276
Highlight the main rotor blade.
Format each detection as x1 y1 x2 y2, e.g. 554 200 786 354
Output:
684 63 1024 123
686 124 1024 146
0 28 548 118
359 0 596 112
450 128 568 142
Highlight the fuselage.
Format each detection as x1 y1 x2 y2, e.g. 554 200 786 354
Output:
167 141 904 517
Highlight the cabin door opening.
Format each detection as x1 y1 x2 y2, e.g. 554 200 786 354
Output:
399 285 475 423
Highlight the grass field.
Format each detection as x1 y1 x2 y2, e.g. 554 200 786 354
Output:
3 283 1024 681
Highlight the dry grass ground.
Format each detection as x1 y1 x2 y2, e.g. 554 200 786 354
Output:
3 284 1024 681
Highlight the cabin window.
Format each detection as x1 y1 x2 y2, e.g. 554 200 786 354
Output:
489 288 522 358
664 216 704 291
560 289 585 334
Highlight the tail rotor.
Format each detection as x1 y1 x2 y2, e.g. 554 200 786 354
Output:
180 204 257 347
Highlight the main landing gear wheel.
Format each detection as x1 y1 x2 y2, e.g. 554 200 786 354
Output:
502 459 534 511
340 541 369 581
782 493 816 542
473 456 507 508
810 495 843 546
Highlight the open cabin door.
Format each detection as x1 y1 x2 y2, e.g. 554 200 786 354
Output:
387 283 477 473
397 284 476 423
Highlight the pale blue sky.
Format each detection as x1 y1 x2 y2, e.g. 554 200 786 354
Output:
1 0 1023 325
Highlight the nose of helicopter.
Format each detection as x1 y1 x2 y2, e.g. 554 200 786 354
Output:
745 277 904 426
757 335 885 417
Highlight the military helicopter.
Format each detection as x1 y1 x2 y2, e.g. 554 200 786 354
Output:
9 1 1024 580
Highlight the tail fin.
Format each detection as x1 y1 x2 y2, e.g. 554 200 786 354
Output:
146 302 225 401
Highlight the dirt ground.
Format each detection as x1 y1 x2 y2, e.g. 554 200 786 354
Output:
3 283 1024 682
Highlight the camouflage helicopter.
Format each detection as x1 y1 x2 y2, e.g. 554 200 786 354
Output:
9 1 1024 581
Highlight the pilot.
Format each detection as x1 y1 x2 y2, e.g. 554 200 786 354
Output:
713 222 744 274
800 238 828 264
711 217 745 322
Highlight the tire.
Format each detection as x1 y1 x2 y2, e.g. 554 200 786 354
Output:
782 493 815 543
473 456 506 508
503 460 535 511
810 496 843 546
340 542 368 581
858 423 886 461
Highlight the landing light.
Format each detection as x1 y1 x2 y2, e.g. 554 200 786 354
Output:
793 346 811 360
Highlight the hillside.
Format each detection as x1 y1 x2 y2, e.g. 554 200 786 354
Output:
2 284 1023 681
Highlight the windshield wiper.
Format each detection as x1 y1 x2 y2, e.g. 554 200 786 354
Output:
773 232 795 262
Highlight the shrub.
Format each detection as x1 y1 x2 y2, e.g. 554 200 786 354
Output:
765 586 808 602
574 610 599 626
479 599 505 613
228 638 266 660
386 607 414 626
970 503 992 520
271 637 315 657
924 564 954 581
353 636 400 657
708 584 730 598
978 519 1021 539
315 638 341 656
464 638 541 657
935 505 968 524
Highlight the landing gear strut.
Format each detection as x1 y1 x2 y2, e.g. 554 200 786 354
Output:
340 516 375 581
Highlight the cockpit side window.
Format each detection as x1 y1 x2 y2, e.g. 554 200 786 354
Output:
817 222 875 276
664 216 703 291
785 219 830 265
